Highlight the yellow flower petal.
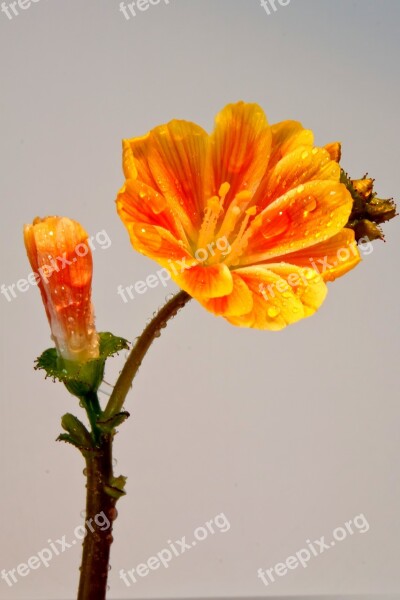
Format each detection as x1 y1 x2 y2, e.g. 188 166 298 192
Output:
123 220 196 265
117 103 362 330
172 263 233 299
199 272 253 316
253 146 340 209
225 264 327 330
205 101 272 203
117 180 186 243
324 142 342 162
277 229 361 282
242 180 353 265
268 120 314 169
123 120 209 237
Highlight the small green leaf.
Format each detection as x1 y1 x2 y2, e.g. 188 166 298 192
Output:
57 433 92 451
97 411 130 433
104 475 127 499
60 413 93 448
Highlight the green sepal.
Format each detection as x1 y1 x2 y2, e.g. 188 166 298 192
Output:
63 359 106 397
98 332 130 357
35 332 129 398
57 413 93 450
104 475 127 499
96 411 130 433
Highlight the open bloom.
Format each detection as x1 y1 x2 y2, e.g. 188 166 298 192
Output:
24 217 99 361
117 102 361 329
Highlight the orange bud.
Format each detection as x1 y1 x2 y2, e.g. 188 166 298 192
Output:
24 217 99 363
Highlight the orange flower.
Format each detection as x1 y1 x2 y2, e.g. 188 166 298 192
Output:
117 102 361 330
24 217 99 360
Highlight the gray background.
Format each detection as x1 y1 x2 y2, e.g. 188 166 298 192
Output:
1 0 399 598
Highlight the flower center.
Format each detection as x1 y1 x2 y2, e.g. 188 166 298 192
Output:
197 182 256 266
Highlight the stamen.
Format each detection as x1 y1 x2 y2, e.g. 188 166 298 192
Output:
167 208 193 250
197 196 222 249
197 182 231 249
219 182 230 200
224 206 257 266
196 184 256 266
217 190 252 240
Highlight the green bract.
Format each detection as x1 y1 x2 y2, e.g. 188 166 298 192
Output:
35 332 129 397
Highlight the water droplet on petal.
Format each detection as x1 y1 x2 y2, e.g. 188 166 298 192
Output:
304 196 317 213
262 212 290 240
303 268 316 280
267 306 281 318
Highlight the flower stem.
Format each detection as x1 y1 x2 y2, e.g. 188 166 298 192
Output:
103 290 191 420
76 290 191 599
77 435 116 600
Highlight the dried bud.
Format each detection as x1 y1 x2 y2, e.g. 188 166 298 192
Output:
351 178 374 200
340 171 397 242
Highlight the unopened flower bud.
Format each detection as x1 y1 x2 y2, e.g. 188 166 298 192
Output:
24 216 99 363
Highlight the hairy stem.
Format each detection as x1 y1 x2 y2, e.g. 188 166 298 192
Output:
77 290 191 598
103 290 191 420
77 436 116 600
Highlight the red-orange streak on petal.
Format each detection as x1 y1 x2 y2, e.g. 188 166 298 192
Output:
171 263 233 299
225 264 327 330
242 181 353 265
268 120 314 170
123 120 209 234
252 146 340 209
274 229 361 282
199 272 253 317
205 102 272 206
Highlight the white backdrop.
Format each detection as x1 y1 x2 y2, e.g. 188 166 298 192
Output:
1 1 399 598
